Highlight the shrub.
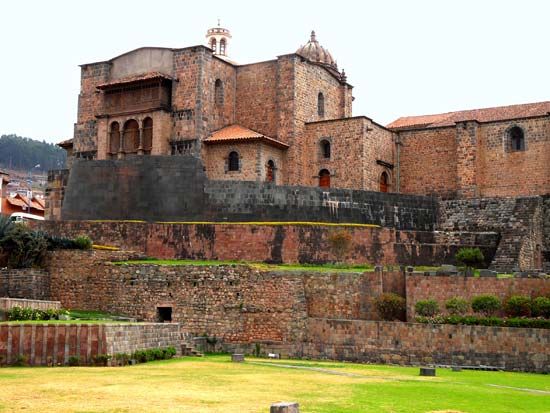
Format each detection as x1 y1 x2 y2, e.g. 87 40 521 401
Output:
68 356 80 367
445 297 469 316
93 354 111 366
415 299 439 317
532 296 550 318
12 355 28 367
471 295 501 317
416 315 550 329
73 236 92 250
327 230 353 262
374 293 406 321
455 247 485 269
0 225 48 268
6 306 64 321
503 295 532 317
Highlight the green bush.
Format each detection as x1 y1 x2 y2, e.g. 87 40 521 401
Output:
415 315 550 329
93 354 111 366
415 299 439 317
471 295 501 316
12 355 28 367
131 347 176 364
532 296 550 318
6 306 65 321
445 297 469 315
503 295 532 317
73 236 92 250
455 247 485 269
374 293 406 321
68 356 80 367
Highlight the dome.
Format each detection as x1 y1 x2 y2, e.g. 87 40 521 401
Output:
296 31 338 71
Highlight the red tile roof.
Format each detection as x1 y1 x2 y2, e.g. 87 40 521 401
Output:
205 125 289 149
387 101 550 130
97 71 173 89
6 194 45 211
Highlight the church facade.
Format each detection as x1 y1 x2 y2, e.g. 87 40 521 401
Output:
64 24 550 199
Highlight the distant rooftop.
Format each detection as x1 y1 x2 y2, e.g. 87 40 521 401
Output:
387 101 550 130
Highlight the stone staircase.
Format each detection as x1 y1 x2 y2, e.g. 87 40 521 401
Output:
180 332 203 357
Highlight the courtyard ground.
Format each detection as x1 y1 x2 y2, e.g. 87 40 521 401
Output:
0 355 547 412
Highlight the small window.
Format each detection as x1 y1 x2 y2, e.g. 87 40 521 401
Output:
319 169 330 188
380 171 389 193
228 151 239 171
266 160 275 182
321 139 331 159
220 38 226 55
509 126 525 151
157 307 172 323
318 92 325 117
210 38 217 53
215 79 224 106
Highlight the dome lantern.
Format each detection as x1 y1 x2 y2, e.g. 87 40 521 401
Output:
206 20 232 57
296 30 338 73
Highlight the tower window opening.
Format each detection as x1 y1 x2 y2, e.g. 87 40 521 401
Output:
220 38 226 55
318 92 325 117
228 151 239 171
210 38 217 53
321 139 331 159
215 79 224 106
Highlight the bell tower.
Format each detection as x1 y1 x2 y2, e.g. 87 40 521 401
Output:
206 20 232 57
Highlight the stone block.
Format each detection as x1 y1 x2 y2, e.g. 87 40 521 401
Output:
479 270 497 277
419 367 436 376
231 353 244 362
270 402 299 413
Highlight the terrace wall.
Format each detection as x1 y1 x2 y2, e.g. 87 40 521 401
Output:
35 221 499 267
0 323 183 366
0 269 51 300
405 274 550 320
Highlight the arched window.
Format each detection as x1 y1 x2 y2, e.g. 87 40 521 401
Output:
215 79 224 106
380 171 389 193
220 38 226 55
319 169 330 188
509 126 525 151
320 139 331 159
266 160 275 182
318 92 325 117
228 151 239 171
123 119 139 153
109 122 120 154
210 38 217 53
142 117 153 154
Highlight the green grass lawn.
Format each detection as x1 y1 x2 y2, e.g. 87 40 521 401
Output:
0 355 547 412
114 259 376 273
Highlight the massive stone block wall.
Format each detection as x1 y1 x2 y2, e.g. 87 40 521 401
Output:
0 323 183 366
438 196 544 271
57 156 438 229
302 319 549 373
406 274 550 320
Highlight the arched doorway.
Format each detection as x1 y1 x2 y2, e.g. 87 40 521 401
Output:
319 169 330 188
123 119 139 153
380 171 389 193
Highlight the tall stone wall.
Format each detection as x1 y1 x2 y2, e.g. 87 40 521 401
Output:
57 157 438 229
35 221 498 267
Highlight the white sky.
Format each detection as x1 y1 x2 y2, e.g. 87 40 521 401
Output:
1 0 549 143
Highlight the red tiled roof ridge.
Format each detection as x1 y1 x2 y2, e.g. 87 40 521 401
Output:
206 124 289 149
387 101 550 130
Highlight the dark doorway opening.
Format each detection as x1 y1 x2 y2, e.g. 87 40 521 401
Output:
157 306 172 322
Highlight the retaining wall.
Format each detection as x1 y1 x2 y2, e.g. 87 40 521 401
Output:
406 274 550 320
0 323 183 366
0 269 50 300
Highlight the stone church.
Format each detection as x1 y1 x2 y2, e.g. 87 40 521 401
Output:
62 23 550 199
